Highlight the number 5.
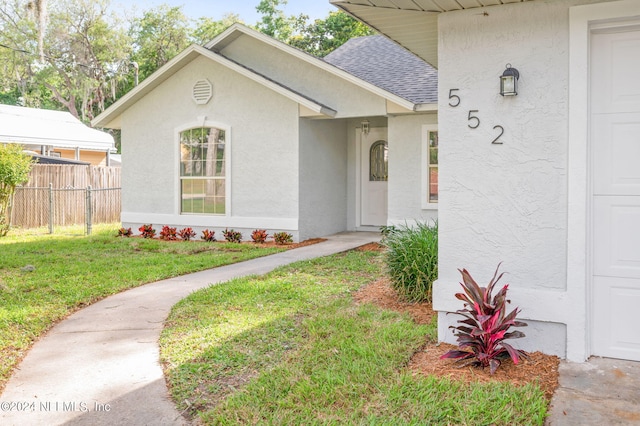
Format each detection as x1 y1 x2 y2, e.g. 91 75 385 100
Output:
468 110 480 129
448 89 460 107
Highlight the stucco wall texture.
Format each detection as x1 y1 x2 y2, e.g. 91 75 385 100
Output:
120 55 300 233
220 35 389 118
388 113 438 226
117 38 433 242
434 0 615 359
298 118 349 241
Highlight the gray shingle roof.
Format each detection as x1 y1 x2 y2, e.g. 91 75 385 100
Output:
324 35 437 105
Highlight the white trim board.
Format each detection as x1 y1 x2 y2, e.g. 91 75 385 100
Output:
121 212 298 231
567 0 640 362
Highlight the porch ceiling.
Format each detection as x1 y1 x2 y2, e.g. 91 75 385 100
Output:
330 0 535 68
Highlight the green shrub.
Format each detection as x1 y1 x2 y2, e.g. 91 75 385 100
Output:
383 221 438 303
0 143 33 236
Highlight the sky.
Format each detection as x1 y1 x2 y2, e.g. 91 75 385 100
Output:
119 0 338 24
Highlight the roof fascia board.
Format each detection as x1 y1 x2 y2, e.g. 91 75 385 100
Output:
92 45 202 128
415 103 438 112
202 47 336 116
207 23 417 110
204 23 246 51
299 105 337 118
93 43 336 128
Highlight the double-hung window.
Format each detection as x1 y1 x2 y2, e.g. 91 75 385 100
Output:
179 126 226 215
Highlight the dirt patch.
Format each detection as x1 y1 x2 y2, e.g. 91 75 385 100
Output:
354 277 560 400
355 242 385 252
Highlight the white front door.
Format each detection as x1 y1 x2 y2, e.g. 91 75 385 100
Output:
591 27 640 361
360 127 388 226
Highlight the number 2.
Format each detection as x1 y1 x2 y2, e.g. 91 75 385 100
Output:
491 125 504 144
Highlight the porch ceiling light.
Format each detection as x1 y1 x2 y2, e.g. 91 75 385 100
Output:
500 64 520 96
361 119 370 135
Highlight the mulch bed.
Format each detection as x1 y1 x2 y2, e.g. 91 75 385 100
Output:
353 273 560 400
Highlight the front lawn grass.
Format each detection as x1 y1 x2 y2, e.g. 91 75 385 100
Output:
161 250 548 425
0 224 283 391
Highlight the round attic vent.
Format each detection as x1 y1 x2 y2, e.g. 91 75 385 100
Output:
192 79 213 105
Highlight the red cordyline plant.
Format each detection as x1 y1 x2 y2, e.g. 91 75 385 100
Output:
440 263 528 374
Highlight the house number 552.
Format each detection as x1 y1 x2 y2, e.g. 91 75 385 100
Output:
448 89 505 145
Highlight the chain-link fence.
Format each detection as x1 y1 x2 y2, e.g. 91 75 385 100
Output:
10 184 121 235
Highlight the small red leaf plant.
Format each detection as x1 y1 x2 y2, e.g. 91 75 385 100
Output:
138 224 156 239
201 229 216 242
273 231 293 245
251 229 268 244
159 225 178 241
117 227 132 237
223 228 242 243
178 227 196 241
440 263 528 374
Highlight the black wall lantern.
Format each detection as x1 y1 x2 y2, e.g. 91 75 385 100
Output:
500 64 520 96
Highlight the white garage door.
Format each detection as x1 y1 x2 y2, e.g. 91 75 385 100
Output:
591 27 640 361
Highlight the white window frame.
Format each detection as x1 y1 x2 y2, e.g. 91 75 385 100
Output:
421 124 438 210
175 119 231 217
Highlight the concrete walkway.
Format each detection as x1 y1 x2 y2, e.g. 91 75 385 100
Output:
546 357 640 425
3 230 640 426
0 232 381 426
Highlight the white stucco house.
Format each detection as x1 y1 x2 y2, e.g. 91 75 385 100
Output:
92 24 439 242
333 0 640 363
0 104 116 166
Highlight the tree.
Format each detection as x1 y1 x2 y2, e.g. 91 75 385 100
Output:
289 11 374 57
191 13 243 46
0 1 40 106
0 1 374 121
254 3 372 57
255 0 305 42
26 0 47 61
0 0 132 120
42 0 132 120
0 144 33 236
129 5 192 83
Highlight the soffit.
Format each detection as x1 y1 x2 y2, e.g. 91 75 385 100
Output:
330 0 535 68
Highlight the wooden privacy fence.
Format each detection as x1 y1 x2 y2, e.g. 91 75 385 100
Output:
10 165 121 233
